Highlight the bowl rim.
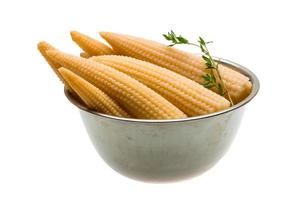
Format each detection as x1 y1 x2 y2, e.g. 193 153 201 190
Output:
64 57 260 124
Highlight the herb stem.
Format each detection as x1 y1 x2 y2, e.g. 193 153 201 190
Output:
187 43 200 48
200 45 234 105
215 65 234 105
163 30 234 106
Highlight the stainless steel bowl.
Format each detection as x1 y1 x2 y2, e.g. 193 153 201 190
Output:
64 58 259 182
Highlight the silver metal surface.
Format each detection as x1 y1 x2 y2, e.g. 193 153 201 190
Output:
64 58 259 182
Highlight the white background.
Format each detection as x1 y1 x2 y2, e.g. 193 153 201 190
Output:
0 0 299 199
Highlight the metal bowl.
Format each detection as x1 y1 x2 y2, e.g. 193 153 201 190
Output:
64 58 259 182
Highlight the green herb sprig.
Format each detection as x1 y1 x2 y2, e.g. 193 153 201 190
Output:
163 30 233 105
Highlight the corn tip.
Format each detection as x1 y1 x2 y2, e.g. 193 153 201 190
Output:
99 32 111 40
70 30 79 38
37 41 56 52
37 41 46 50
58 67 73 82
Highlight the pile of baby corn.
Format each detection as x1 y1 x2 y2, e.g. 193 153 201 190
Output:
38 31 252 119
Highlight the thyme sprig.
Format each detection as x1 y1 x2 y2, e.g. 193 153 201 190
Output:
163 30 233 105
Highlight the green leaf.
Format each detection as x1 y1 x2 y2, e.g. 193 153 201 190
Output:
200 45 205 52
206 63 213 68
164 30 189 44
198 37 206 45
202 55 209 62
178 36 188 43
204 84 214 89
163 34 171 40
212 74 216 82
202 73 217 89
202 74 210 81
217 83 224 96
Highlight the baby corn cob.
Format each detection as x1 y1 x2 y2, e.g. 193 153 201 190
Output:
80 52 91 58
58 68 130 118
100 32 252 103
91 55 230 116
38 41 86 103
46 50 187 119
37 41 64 82
71 31 115 56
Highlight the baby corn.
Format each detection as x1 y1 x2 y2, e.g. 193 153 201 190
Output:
46 50 187 119
37 41 64 82
58 68 130 117
100 32 252 103
91 55 230 116
71 31 115 56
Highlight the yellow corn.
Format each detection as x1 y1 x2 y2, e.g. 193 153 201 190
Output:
80 52 91 58
46 50 187 119
71 31 115 56
100 32 252 103
38 41 85 101
37 41 64 82
91 55 230 116
58 68 130 118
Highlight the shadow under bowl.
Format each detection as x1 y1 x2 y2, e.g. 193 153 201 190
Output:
64 58 259 183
